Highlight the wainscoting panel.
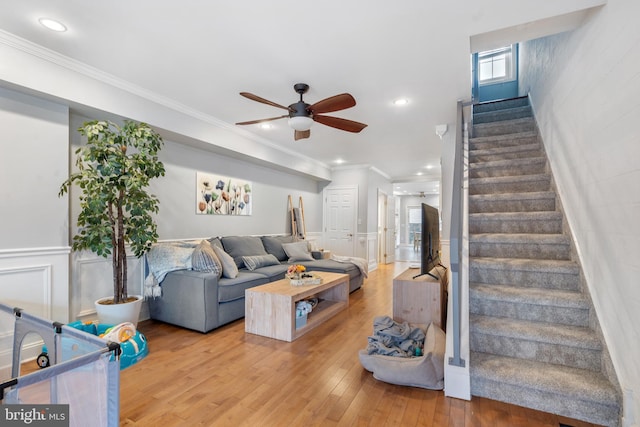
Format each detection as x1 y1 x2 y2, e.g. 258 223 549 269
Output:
0 247 70 376
73 251 145 322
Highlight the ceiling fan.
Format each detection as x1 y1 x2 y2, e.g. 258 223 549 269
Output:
235 83 367 141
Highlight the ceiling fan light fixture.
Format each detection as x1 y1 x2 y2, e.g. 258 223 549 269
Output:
288 116 314 131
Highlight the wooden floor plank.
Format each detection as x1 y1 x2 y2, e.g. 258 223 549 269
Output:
117 262 601 426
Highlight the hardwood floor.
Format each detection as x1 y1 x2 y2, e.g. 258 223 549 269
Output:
120 262 600 427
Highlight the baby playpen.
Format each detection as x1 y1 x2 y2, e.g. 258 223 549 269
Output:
0 303 120 427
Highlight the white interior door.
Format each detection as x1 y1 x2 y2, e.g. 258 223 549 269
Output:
323 186 357 257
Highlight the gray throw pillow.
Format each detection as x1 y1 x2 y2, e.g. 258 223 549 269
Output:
261 235 294 261
282 241 314 262
221 236 268 268
212 244 239 279
242 254 281 271
191 240 222 278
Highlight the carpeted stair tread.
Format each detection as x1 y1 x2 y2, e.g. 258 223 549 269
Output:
469 173 551 195
469 191 557 213
470 352 620 419
470 314 601 350
470 257 579 274
470 282 588 308
469 130 537 146
470 233 570 245
469 211 563 234
470 283 590 327
470 190 555 202
470 155 545 169
473 117 536 137
473 105 532 124
470 352 619 407
473 96 530 113
469 142 541 157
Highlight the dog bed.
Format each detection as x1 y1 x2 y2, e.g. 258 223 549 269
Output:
359 321 445 390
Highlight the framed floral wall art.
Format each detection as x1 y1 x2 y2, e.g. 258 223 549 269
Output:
196 172 252 215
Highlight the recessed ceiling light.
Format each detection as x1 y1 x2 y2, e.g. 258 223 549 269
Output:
335 159 345 164
416 171 423 176
260 123 272 129
393 98 409 106
425 164 433 169
39 18 67 32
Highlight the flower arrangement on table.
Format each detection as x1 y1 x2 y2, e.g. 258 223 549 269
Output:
286 265 322 286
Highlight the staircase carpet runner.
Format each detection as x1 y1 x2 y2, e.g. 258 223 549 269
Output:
468 96 621 427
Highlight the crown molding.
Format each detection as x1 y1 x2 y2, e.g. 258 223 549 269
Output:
0 30 329 178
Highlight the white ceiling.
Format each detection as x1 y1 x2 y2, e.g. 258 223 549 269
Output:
0 0 603 196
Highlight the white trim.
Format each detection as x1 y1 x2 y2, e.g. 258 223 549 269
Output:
0 264 53 320
0 246 70 258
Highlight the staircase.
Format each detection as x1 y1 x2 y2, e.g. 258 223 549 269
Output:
467 96 621 427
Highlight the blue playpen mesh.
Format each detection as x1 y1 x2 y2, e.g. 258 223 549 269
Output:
0 303 120 427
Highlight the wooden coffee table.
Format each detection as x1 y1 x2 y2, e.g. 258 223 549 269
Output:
245 271 349 342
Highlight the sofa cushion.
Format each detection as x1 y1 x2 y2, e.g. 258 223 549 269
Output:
221 236 268 268
191 240 223 278
212 245 238 279
282 241 314 262
242 254 280 271
247 264 289 281
261 235 294 261
218 271 269 303
296 259 360 280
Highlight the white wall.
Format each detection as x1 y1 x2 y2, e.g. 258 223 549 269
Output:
0 87 70 371
519 1 640 424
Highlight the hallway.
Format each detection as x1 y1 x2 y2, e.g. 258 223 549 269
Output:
395 244 421 263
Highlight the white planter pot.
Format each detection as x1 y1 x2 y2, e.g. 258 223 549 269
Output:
94 295 143 327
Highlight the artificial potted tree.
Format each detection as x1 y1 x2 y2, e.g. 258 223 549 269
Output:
60 120 165 326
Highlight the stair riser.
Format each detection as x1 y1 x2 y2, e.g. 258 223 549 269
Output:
469 198 555 213
470 333 601 371
470 136 538 151
469 268 579 290
474 120 535 137
470 162 546 178
473 97 530 113
469 179 550 195
469 298 589 327
469 218 563 234
470 378 618 427
470 149 542 163
474 107 532 124
469 242 571 260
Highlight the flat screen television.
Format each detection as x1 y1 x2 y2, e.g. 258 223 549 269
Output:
413 203 443 280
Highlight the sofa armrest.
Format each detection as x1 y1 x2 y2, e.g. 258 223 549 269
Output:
148 270 221 333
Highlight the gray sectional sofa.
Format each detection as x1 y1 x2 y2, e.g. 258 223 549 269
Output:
147 235 364 333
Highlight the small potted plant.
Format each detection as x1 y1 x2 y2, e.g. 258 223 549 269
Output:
59 120 165 326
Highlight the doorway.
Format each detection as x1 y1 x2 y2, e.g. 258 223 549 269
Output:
323 186 357 257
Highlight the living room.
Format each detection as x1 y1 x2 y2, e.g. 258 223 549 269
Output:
1 1 640 426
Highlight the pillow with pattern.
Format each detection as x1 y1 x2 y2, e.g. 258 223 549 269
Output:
242 254 281 271
191 240 222 278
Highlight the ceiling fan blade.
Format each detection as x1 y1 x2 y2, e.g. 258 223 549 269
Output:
235 115 288 125
294 130 311 141
313 115 368 133
239 92 290 111
309 93 356 114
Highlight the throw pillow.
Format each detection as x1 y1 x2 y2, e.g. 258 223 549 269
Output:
145 242 194 283
282 241 314 262
191 240 223 278
242 254 281 271
261 235 294 261
220 236 268 269
212 244 239 279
